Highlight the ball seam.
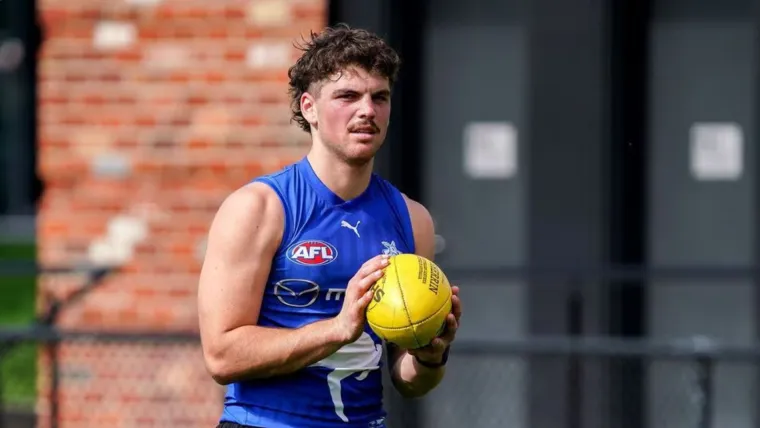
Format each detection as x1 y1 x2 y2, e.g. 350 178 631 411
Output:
367 297 451 330
394 256 421 348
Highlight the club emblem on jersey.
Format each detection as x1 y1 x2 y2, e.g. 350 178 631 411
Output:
381 241 400 256
288 240 338 266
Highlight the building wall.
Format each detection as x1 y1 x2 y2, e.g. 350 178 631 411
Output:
35 0 325 425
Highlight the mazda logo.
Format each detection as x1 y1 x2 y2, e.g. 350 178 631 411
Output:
274 279 320 308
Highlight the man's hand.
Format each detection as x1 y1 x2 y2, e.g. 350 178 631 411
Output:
408 285 462 365
331 254 390 344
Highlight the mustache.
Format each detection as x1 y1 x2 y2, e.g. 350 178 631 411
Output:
348 122 380 133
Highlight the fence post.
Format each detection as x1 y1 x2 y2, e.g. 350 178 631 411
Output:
36 266 115 428
0 333 23 428
696 356 713 428
48 339 59 428
0 343 6 428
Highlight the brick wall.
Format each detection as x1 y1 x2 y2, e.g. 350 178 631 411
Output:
36 0 325 426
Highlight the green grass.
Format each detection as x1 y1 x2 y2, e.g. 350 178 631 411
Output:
0 243 35 259
0 241 37 409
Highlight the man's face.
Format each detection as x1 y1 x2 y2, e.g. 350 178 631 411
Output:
301 66 391 166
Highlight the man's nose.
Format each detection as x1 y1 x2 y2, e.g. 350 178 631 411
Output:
358 95 377 118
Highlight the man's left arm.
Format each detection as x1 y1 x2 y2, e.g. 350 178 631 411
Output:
386 196 462 398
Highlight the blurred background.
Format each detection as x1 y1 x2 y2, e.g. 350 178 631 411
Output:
0 0 758 427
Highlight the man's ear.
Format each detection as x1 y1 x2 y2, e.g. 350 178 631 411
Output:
301 92 318 127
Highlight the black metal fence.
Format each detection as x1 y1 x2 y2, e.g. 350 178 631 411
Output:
2 262 760 428
0 328 207 428
0 260 122 428
404 336 760 428
2 328 760 428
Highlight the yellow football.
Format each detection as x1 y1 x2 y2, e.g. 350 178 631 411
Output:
366 253 452 349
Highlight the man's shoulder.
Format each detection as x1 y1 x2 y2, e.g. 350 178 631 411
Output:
203 182 285 262
214 182 285 231
397 193 435 259
399 193 432 222
247 161 307 203
227 181 281 208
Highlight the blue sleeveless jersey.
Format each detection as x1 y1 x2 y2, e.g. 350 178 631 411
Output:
220 157 416 428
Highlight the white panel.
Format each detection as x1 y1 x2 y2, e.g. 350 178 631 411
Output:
463 122 519 180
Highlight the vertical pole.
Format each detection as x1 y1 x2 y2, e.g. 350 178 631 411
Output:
696 357 713 428
0 344 7 428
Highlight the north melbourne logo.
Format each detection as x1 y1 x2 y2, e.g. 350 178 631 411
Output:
381 241 400 256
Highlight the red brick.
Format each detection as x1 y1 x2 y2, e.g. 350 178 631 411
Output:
37 0 327 424
81 308 104 325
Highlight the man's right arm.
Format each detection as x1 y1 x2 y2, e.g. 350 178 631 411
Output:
197 182 350 385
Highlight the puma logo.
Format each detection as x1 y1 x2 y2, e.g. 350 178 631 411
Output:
341 220 361 238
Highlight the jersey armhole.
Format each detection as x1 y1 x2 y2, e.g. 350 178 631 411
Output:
251 177 293 256
397 194 416 255
380 178 416 254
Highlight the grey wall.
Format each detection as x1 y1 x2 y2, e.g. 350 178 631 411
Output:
419 2 528 427
646 1 757 425
337 0 760 426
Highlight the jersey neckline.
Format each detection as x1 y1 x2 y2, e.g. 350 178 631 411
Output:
297 157 375 208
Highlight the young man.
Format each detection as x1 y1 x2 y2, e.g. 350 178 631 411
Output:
197 24 462 428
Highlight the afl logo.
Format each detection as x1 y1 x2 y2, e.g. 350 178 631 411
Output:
287 240 338 266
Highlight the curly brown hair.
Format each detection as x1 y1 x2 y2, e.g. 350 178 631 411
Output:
287 24 402 133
